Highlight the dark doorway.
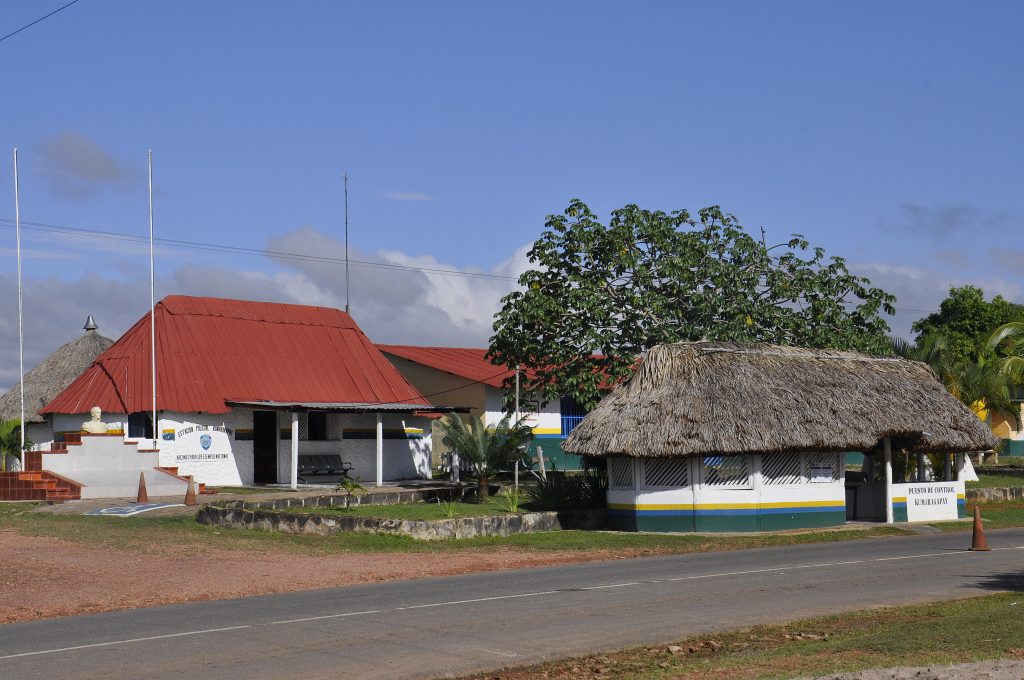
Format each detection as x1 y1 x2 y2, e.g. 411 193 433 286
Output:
253 410 278 484
128 412 153 439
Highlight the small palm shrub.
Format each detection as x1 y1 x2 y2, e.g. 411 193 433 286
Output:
438 414 533 500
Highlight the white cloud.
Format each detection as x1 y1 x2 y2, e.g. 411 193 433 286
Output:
33 131 138 199
379 191 436 202
0 228 532 392
851 261 1024 341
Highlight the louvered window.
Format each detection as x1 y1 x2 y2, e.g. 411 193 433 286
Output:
762 452 804 485
702 455 751 487
608 457 634 488
642 458 689 488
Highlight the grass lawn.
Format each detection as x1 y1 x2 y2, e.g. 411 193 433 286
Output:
934 501 1024 532
0 502 908 556
458 593 1024 680
278 496 524 520
967 473 1024 489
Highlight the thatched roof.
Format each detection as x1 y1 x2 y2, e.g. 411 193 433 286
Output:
564 341 998 458
0 328 113 423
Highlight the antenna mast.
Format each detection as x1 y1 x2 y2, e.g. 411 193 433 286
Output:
344 172 350 314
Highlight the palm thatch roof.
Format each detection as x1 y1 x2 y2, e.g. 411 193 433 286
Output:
564 341 998 458
0 328 113 423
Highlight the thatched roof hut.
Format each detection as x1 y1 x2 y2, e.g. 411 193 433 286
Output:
564 341 997 458
0 321 113 423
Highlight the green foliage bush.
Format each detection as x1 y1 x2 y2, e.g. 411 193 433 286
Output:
527 470 607 511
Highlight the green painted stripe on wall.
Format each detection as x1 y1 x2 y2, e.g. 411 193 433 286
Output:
618 509 845 533
694 513 759 532
758 511 845 531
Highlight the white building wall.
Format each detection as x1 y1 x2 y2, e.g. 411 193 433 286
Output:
483 385 561 436
48 408 433 486
278 413 432 483
53 412 128 436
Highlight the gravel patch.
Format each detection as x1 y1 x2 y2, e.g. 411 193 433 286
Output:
804 660 1024 679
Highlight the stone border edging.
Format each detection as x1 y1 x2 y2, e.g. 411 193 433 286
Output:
196 499 606 540
966 486 1024 503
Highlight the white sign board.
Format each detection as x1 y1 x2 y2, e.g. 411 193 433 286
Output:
164 425 243 486
810 464 834 483
899 482 963 522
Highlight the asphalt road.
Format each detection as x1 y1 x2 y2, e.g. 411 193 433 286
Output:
2 528 1023 680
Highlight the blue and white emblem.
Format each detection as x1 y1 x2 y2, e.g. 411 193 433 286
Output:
200 434 212 450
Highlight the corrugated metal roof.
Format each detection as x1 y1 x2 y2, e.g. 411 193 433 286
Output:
377 345 520 388
225 400 466 413
43 296 432 415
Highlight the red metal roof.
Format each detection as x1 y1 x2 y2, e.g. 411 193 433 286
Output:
377 345 522 388
43 296 431 415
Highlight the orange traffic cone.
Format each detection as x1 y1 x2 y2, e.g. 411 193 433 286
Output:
184 477 197 506
969 506 990 552
136 471 149 504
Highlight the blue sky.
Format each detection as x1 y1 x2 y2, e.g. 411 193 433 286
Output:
1 1 1023 389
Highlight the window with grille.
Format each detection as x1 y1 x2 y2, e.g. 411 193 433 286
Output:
702 455 751 487
642 458 689 488
560 396 588 436
327 414 343 441
762 452 804 485
307 412 327 441
608 457 634 488
807 452 841 483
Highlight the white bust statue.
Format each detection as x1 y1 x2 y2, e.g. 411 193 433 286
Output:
81 406 108 434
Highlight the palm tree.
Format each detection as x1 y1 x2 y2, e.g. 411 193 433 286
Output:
0 419 30 473
438 414 533 500
892 333 1020 429
889 333 957 387
986 322 1024 380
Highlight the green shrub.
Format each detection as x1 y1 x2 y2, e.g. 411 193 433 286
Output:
527 470 607 511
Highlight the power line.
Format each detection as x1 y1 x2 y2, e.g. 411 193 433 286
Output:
0 216 936 313
0 0 83 44
0 217 519 282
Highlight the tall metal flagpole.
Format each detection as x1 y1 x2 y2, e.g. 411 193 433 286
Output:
148 150 157 447
344 172 350 314
13 149 25 468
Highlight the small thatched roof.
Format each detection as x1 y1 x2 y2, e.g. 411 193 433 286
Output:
0 327 113 423
564 341 998 458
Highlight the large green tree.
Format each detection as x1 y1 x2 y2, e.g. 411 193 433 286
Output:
489 200 896 408
911 286 1024 364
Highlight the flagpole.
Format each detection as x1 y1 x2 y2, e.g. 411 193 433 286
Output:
148 150 157 447
343 172 350 314
13 149 25 468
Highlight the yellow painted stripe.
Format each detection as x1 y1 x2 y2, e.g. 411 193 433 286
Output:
758 500 845 509
611 501 843 511
532 427 561 435
893 497 907 503
956 493 966 500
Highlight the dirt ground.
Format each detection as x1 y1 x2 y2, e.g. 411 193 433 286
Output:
0 529 612 624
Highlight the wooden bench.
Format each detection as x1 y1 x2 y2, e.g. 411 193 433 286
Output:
297 454 353 482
